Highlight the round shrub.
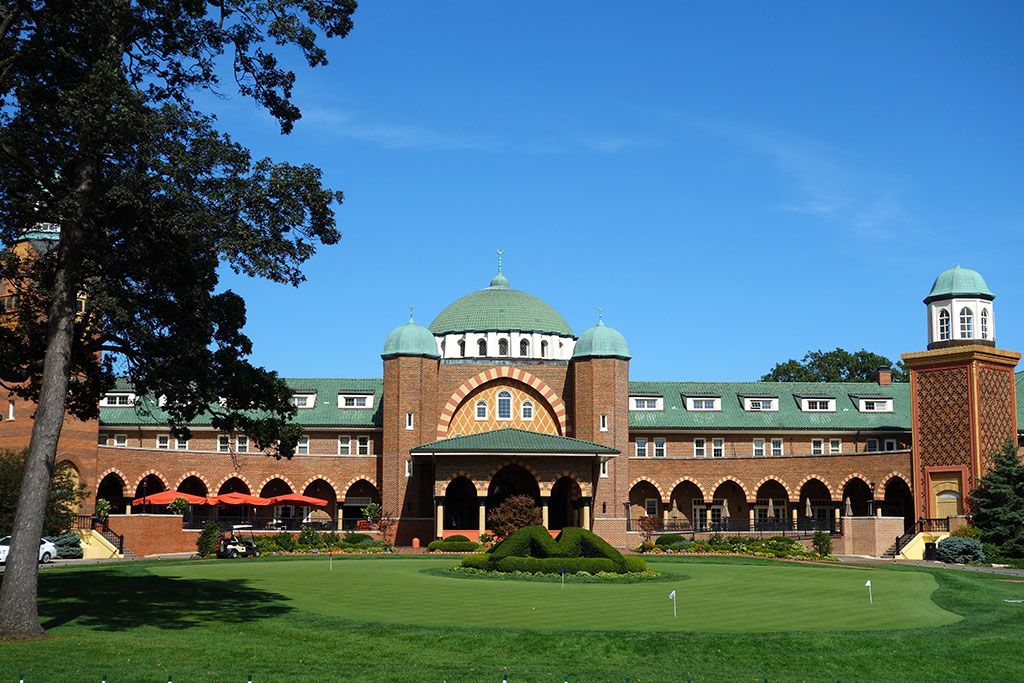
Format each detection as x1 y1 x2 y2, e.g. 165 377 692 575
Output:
273 532 296 552
196 521 221 557
461 553 490 570
936 536 985 564
622 555 648 573
343 532 372 545
445 534 471 542
655 534 685 547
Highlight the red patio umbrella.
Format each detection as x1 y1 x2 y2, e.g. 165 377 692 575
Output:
211 492 274 506
132 490 208 506
268 493 329 507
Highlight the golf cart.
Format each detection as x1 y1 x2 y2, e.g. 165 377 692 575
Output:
217 524 261 559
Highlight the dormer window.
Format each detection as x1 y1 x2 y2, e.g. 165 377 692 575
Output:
102 393 136 407
685 397 720 411
631 396 664 411
743 397 777 412
800 398 835 412
857 398 893 413
339 393 374 409
289 393 316 409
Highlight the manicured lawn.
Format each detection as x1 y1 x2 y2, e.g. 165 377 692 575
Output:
0 555 1020 681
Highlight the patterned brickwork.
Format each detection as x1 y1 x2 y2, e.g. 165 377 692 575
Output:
446 382 559 437
915 367 972 469
435 366 568 438
977 364 1016 468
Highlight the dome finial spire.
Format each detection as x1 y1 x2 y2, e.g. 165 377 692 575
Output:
496 248 503 274
408 304 415 323
597 306 605 325
488 249 510 289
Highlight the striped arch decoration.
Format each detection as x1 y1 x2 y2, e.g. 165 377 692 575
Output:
256 474 295 495
214 473 253 494
837 472 874 497
666 478 708 502
627 477 666 500
439 470 482 497
486 459 543 485
340 477 379 498
879 471 913 490
135 470 169 491
97 467 128 487
299 475 340 498
544 471 592 497
795 474 835 499
707 477 749 500
174 471 212 494
749 476 795 502
436 366 568 438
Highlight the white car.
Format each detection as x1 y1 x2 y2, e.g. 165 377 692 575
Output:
0 536 58 564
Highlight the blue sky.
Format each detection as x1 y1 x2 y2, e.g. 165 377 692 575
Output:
211 1 1023 381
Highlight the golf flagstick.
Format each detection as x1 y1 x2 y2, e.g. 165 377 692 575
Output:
865 579 872 604
330 552 333 571
669 589 677 617
561 567 565 589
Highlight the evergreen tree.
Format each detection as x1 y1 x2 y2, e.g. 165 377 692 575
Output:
970 439 1024 557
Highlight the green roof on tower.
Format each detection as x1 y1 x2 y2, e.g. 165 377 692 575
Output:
382 308 440 359
924 265 994 303
428 253 573 337
573 312 630 360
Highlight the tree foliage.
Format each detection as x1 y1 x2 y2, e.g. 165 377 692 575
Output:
971 439 1024 557
760 348 906 383
488 495 542 541
0 450 85 536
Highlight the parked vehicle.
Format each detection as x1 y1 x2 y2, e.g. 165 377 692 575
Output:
217 525 260 559
0 536 58 564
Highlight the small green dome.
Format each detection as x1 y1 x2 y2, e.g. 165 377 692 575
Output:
573 320 630 360
382 315 440 360
429 272 573 337
925 265 995 304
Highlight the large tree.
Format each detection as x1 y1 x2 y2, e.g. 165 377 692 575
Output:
0 0 356 638
0 450 86 537
760 348 907 383
971 439 1024 557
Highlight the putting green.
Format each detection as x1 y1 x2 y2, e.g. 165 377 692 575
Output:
149 557 960 633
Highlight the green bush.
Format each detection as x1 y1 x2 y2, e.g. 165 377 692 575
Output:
477 526 632 574
298 527 321 547
655 534 685 546
461 553 490 570
951 525 983 540
254 537 279 554
982 542 1004 562
343 532 372 545
47 531 83 559
272 532 296 552
197 522 221 557
812 531 833 556
445 534 471 542
623 555 648 573
936 536 985 564
427 540 480 552
166 497 190 515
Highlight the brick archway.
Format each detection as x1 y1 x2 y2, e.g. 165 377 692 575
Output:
667 478 707 502
300 475 340 498
795 474 835 500
708 476 749 500
256 475 295 496
134 470 169 492
543 471 592 497
436 366 568 438
750 476 794 502
438 470 482 497
628 477 666 500
175 471 212 493
879 471 912 490
838 472 874 499
214 473 253 494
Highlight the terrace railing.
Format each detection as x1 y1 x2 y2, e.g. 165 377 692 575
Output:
917 517 951 533
182 514 339 532
627 516 841 538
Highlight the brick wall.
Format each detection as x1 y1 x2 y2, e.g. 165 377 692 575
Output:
106 514 198 556
833 516 904 557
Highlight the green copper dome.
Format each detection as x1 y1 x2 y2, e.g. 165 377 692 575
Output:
573 319 630 360
382 314 440 360
429 272 574 337
924 266 995 304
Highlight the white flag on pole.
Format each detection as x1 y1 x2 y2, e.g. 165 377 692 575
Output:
864 580 871 587
668 590 676 600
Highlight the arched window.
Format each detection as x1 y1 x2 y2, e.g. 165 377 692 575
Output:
541 340 549 358
521 400 534 420
938 309 950 340
498 339 509 356
475 400 488 420
477 339 487 356
959 307 974 338
520 339 530 356
457 339 466 357
496 391 512 420
981 308 989 339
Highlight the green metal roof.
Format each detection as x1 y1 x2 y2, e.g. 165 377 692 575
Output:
627 381 910 431
99 378 383 428
429 273 573 337
411 428 619 454
925 266 994 303
573 320 630 360
381 317 440 360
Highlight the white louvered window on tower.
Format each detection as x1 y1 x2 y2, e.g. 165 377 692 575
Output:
960 307 973 338
981 309 989 339
498 339 509 356
938 309 951 340
477 339 487 356
520 339 530 356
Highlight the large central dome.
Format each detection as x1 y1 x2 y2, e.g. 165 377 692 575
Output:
429 272 574 337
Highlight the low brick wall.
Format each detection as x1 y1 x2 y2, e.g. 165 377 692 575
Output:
106 514 198 556
833 516 904 557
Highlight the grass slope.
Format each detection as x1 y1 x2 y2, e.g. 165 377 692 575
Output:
0 555 1019 682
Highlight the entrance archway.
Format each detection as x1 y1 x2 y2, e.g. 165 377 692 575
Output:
755 480 789 531
303 479 338 529
134 473 167 501
97 472 128 514
549 477 582 530
668 481 702 531
628 480 661 521
487 464 540 527
710 481 746 531
341 480 380 531
842 477 873 517
177 475 208 497
883 477 914 528
218 477 250 495
444 477 478 530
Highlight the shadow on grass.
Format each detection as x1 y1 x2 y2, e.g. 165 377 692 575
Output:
26 568 293 631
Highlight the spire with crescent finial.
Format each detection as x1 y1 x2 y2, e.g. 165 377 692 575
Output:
489 248 510 289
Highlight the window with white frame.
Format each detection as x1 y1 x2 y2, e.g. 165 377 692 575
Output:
520 339 530 356
938 309 951 340
457 339 466 356
752 438 765 457
744 398 777 412
644 499 658 516
98 433 109 446
521 401 534 420
236 435 248 454
405 412 414 430
631 396 664 411
866 438 879 452
960 307 974 338
693 438 706 458
712 438 724 458
496 391 513 420
289 393 315 408
296 436 309 455
801 398 835 412
600 414 608 432
102 393 136 407
157 435 170 450
405 459 412 478
884 438 898 451
811 439 824 455
477 339 487 356
475 400 488 420
600 460 609 478
357 436 369 455
541 340 549 357
635 438 648 457
174 436 187 450
829 438 841 455
498 339 509 356
859 398 893 413
771 438 783 456
338 435 351 455
339 393 373 409
218 435 230 453
981 308 990 339
654 438 666 457
686 397 720 411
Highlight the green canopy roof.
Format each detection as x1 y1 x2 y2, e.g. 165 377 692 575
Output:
382 317 440 360
573 320 630 360
411 428 618 455
925 266 994 303
429 272 573 337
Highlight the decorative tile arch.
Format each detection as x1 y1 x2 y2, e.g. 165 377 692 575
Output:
544 471 592 497
174 471 212 493
341 477 379 498
439 470 482 497
214 473 253 494
795 474 835 500
486 459 543 485
628 477 666 500
134 470 169 491
707 476 749 500
879 471 913 490
256 475 295 496
838 472 875 498
750 476 794 502
299 475 340 498
97 467 128 487
436 366 568 438
666 478 707 502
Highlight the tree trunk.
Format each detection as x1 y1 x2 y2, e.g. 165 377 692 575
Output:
0 165 89 640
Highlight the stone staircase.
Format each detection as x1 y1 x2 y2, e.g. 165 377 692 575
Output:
882 530 917 558
99 528 137 559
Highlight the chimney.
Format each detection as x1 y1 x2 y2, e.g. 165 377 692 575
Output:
877 366 892 386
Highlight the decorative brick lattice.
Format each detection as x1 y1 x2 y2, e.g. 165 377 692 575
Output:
978 366 1015 471
446 382 559 437
915 366 970 517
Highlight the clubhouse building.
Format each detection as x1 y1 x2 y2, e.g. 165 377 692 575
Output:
2 231 1021 554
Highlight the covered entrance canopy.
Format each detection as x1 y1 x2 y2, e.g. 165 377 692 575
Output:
411 428 618 538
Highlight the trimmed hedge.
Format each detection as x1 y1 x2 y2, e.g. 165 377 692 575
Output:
445 534 471 542
464 525 646 574
494 556 620 574
461 553 490 570
655 534 686 547
428 540 481 552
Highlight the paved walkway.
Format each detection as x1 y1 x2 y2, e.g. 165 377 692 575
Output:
839 556 1024 577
